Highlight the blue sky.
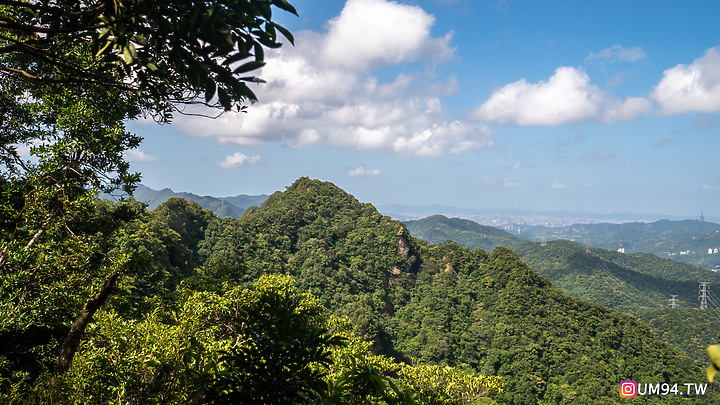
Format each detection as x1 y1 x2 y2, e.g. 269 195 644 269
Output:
127 0 720 218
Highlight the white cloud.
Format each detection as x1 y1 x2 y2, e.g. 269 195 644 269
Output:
652 46 720 114
124 149 158 162
702 184 719 191
602 97 652 123
170 0 477 157
472 67 650 126
349 166 382 177
552 182 571 189
321 0 454 70
217 152 262 168
586 45 647 63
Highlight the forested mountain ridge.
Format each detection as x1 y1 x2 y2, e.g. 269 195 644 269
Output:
4 178 718 403
408 215 720 315
197 178 716 403
518 219 720 270
641 308 720 367
129 184 270 217
406 215 522 252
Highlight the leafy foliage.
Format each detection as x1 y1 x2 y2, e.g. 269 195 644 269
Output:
641 308 720 366
197 179 717 404
4 177 718 404
0 0 298 116
408 215 720 315
1 0 298 392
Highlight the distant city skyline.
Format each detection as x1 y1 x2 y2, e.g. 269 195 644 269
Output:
127 0 720 218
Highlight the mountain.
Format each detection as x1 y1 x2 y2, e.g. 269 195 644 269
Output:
130 184 269 217
407 214 720 376
198 178 716 404
379 203 699 224
641 308 720 367
407 214 720 316
518 220 720 270
407 214 524 251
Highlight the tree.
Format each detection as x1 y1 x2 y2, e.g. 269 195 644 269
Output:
0 0 298 389
0 0 297 117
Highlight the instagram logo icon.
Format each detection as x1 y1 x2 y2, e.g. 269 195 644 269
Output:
619 380 637 398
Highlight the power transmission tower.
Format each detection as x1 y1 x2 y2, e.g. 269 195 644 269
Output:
541 228 547 246
585 239 591 254
669 295 678 309
699 282 710 309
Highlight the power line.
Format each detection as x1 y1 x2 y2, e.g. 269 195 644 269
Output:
594 261 635 306
704 289 720 322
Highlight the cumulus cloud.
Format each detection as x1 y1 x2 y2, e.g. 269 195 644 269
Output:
170 0 479 157
217 152 262 168
321 0 454 70
472 67 650 126
124 149 158 163
586 45 647 63
349 166 381 177
652 46 720 114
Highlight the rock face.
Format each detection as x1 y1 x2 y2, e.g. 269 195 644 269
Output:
397 226 410 260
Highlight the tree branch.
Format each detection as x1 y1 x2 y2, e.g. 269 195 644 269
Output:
51 268 121 381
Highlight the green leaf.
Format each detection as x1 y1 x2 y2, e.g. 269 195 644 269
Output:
123 47 133 64
223 52 252 66
272 23 294 45
123 43 138 64
233 60 265 74
217 87 231 109
272 0 299 16
205 81 216 103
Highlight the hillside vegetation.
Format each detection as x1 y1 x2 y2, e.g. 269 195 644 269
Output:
131 184 269 217
407 214 720 371
518 220 720 270
3 179 717 404
408 215 720 315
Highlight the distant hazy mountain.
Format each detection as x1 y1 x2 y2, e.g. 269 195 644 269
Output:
130 184 269 218
518 219 720 270
406 214 523 251
379 203 702 224
407 214 720 316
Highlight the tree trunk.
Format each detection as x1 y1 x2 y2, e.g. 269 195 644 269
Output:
51 269 120 383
